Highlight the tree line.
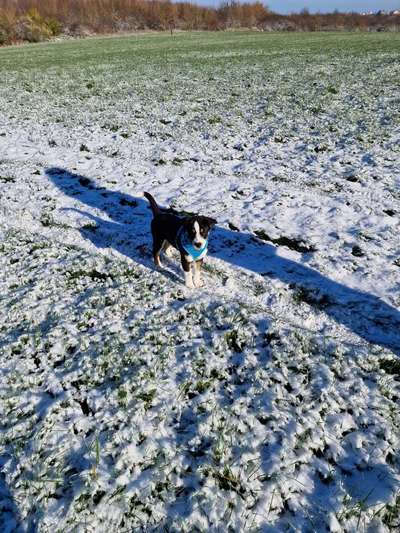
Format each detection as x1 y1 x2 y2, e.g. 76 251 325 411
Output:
0 0 399 45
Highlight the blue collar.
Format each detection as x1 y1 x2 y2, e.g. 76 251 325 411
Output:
177 226 208 260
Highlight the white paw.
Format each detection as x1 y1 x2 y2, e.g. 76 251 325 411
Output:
194 278 204 288
184 271 194 288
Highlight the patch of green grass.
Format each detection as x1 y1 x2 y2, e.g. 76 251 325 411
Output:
213 466 245 498
68 269 109 282
194 380 211 394
294 428 312 450
225 329 244 352
0 32 398 74
0 175 15 183
382 494 400 529
208 116 222 125
291 284 331 309
137 389 156 409
255 230 316 254
379 358 400 376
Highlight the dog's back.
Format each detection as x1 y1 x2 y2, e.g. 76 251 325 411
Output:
144 191 182 244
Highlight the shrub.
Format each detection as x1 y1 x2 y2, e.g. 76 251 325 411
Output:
0 22 11 45
14 9 53 42
45 17 63 36
0 11 14 45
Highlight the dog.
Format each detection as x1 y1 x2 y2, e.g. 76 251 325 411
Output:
144 192 216 288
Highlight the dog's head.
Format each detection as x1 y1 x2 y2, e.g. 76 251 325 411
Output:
183 216 217 250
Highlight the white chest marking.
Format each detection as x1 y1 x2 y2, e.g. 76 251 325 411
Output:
193 221 206 247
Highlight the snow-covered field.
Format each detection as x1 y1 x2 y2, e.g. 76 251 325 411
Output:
1 31 400 531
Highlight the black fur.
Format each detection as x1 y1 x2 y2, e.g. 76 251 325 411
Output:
144 192 216 287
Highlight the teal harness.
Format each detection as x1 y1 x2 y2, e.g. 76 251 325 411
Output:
176 226 208 261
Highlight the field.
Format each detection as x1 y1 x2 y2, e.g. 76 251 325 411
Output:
0 31 400 531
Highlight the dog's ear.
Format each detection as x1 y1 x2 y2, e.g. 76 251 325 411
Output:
204 217 217 228
182 216 195 227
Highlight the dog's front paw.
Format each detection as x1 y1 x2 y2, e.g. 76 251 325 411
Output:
184 271 194 288
194 278 204 288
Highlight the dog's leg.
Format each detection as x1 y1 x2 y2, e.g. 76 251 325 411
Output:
162 240 173 258
153 236 164 268
181 255 194 288
193 259 204 288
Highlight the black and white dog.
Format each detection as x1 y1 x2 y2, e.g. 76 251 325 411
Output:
144 192 216 288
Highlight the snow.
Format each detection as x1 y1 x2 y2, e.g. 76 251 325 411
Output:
0 31 399 531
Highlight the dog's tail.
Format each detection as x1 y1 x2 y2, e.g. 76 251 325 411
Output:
143 191 160 217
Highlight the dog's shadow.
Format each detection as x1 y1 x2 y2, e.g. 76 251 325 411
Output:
46 167 400 356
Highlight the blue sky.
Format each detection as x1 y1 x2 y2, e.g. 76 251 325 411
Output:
196 1 400 13
266 1 399 13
